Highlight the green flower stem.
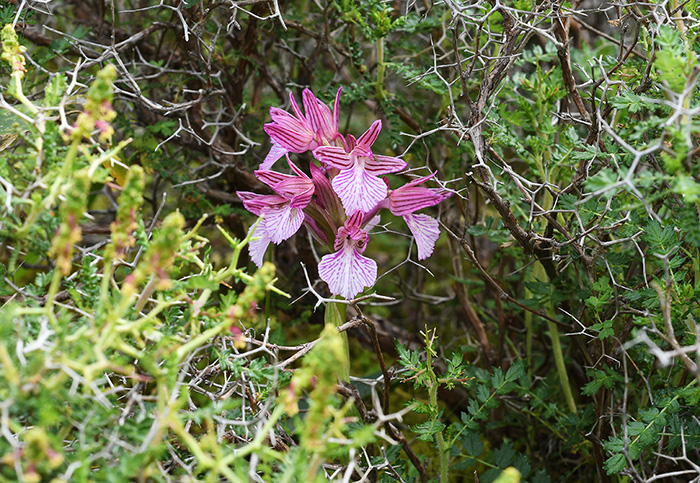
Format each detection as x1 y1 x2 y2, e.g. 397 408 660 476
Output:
425 330 449 483
376 36 386 101
533 154 577 415
548 318 576 413
533 262 577 414
325 300 349 381
10 75 38 115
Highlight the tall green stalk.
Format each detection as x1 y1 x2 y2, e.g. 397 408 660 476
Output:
325 300 350 381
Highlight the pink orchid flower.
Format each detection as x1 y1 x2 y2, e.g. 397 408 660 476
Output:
388 172 451 260
313 120 407 215
236 158 314 266
261 88 342 170
317 212 377 300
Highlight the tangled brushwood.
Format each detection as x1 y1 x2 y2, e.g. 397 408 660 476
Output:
1 0 700 482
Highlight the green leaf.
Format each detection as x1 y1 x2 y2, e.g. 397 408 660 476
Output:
460 431 483 458
604 453 627 474
411 419 446 442
493 442 515 467
609 90 647 113
505 360 525 382
585 168 619 198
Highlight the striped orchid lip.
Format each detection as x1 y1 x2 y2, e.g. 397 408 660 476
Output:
317 212 377 300
313 119 407 215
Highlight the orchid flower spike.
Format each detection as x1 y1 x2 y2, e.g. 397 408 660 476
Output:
388 172 451 260
318 212 377 300
313 120 407 215
261 88 342 170
236 157 314 266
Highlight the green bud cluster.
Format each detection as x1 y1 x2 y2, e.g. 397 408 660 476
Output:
1 24 27 79
69 64 117 143
48 170 90 275
127 211 185 291
106 166 145 260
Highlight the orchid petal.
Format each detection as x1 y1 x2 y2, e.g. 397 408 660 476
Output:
237 192 287 216
402 171 438 188
389 187 449 216
288 185 314 209
260 142 288 170
262 204 305 244
332 88 342 135
248 224 270 268
254 170 290 188
287 157 309 178
268 107 311 133
264 123 315 153
289 91 306 122
346 134 358 152
313 146 354 170
364 215 381 232
274 175 313 197
303 89 335 140
318 245 377 299
403 213 441 260
364 154 407 175
332 165 387 214
357 119 382 148
310 162 342 214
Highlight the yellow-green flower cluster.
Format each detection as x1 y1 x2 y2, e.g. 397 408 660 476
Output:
49 170 90 275
128 211 185 291
70 64 118 143
1 24 27 79
106 166 145 260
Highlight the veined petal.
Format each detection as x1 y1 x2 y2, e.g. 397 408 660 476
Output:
389 187 448 216
332 165 387 214
403 213 441 260
276 177 314 198
255 170 290 189
288 185 314 209
332 88 342 135
303 89 336 141
313 145 354 170
364 154 407 175
288 91 306 122
402 171 438 189
260 142 288 170
237 192 287 216
287 157 309 178
264 123 315 153
248 224 270 268
262 204 305 244
346 134 358 152
310 162 343 215
357 119 382 148
303 213 329 245
318 245 377 300
268 107 310 132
